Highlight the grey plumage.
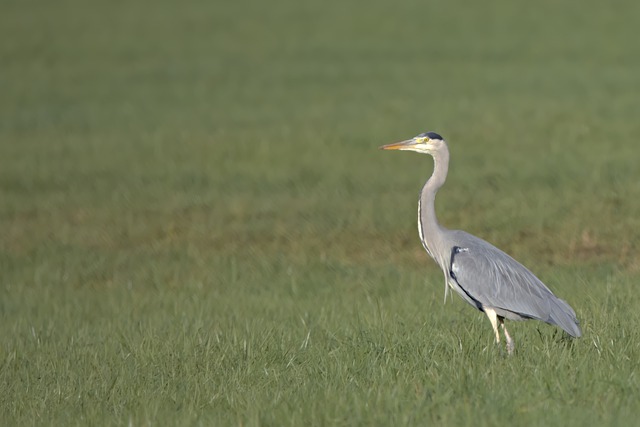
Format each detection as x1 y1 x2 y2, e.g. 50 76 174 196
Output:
381 132 581 354
448 232 581 337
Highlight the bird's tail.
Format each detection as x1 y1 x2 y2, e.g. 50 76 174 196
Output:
549 298 582 338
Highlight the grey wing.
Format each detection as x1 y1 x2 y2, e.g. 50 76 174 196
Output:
449 235 581 337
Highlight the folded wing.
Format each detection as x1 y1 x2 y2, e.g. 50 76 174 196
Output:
449 233 581 338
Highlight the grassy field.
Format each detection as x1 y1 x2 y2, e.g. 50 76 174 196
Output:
2 0 640 425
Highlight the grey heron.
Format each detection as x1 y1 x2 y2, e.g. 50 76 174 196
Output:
380 131 581 354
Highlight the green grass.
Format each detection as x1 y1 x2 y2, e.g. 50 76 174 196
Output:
2 0 640 425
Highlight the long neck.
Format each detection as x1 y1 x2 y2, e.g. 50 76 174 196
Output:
418 145 450 264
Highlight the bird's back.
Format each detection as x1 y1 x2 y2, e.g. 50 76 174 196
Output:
442 229 581 337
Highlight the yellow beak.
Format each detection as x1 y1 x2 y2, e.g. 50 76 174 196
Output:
379 139 416 150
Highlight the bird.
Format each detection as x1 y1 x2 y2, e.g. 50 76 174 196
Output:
380 131 581 354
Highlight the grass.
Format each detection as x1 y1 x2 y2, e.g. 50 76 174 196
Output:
2 0 640 425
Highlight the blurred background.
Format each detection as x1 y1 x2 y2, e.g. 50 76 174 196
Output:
2 0 640 424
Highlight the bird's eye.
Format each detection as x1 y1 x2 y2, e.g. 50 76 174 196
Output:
415 133 431 143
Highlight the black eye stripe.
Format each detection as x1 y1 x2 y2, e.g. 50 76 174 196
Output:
417 131 443 140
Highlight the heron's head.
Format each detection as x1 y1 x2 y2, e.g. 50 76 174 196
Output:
379 131 445 154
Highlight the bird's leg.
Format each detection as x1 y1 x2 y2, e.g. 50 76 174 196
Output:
499 319 515 355
484 308 501 344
